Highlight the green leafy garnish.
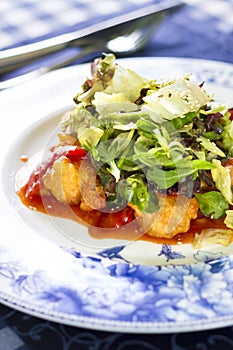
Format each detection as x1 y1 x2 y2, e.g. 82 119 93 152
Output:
117 174 159 213
197 136 226 158
147 159 214 189
211 159 233 205
195 191 229 219
224 210 233 229
59 53 233 225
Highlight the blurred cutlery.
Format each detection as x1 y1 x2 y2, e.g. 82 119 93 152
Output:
0 0 184 90
0 0 183 70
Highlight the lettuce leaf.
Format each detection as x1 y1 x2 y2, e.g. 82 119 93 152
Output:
193 228 233 249
74 53 147 106
60 106 93 134
147 159 214 189
224 210 233 229
197 135 226 158
195 191 228 219
211 159 233 205
117 174 159 213
92 92 139 117
143 77 211 121
222 110 233 156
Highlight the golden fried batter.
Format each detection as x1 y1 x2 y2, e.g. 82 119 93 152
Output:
43 155 106 210
43 157 81 205
130 194 199 238
78 157 106 210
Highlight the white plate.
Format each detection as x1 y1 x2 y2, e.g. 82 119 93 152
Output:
1 57 233 333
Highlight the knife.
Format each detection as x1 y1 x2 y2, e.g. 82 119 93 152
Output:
0 0 184 69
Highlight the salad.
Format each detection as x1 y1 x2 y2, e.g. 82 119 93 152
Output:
16 54 233 247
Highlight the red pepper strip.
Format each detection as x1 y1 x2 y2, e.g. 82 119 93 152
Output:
25 148 87 199
229 108 233 120
65 147 88 162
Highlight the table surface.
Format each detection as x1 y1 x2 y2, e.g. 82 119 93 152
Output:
1 0 233 349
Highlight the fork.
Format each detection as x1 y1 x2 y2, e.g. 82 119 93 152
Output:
0 0 184 90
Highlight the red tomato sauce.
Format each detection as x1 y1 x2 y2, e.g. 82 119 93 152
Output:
17 180 227 245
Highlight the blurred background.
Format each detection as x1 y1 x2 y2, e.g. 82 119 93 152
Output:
0 0 233 87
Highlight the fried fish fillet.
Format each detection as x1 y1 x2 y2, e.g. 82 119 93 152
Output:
43 156 106 210
129 194 199 238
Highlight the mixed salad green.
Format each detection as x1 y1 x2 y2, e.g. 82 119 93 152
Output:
60 54 233 241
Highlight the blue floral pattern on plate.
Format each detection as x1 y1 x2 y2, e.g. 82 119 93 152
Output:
0 245 233 332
